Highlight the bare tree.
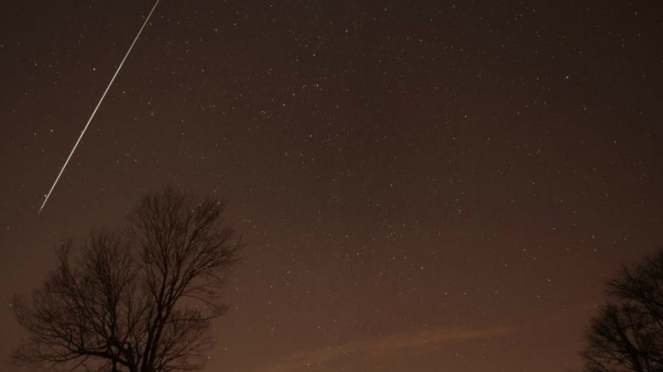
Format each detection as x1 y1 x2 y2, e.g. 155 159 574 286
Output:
581 250 663 372
12 188 241 372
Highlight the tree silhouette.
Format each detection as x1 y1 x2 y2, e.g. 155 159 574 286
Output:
12 188 241 372
581 250 663 372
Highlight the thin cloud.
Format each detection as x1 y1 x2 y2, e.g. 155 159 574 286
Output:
255 326 512 372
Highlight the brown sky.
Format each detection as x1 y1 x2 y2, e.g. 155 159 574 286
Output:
1 1 663 371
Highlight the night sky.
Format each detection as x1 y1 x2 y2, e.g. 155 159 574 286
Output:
1 1 663 371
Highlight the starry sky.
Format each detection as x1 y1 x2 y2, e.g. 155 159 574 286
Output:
1 1 663 371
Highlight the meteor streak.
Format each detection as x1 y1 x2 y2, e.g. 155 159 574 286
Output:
38 0 160 214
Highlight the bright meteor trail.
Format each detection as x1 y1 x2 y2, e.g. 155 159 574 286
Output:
38 0 160 214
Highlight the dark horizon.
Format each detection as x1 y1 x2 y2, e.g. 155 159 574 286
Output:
2 1 663 371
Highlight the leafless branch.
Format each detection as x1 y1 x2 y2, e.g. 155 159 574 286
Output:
12 188 241 372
